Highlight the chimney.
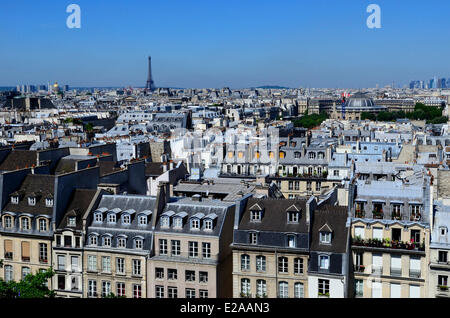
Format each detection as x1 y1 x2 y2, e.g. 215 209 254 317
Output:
162 163 168 173
169 160 174 170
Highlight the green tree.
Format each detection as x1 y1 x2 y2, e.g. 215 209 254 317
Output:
85 123 94 132
0 268 55 298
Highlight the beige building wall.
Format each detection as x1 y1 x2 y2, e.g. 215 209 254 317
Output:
232 250 308 298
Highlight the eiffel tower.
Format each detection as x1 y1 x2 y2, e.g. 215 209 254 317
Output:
146 56 156 91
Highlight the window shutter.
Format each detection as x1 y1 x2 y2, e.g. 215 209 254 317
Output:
390 283 401 298
372 254 383 267
409 285 420 298
355 226 365 239
391 255 401 269
410 257 420 270
21 241 30 258
4 240 12 253
373 227 383 240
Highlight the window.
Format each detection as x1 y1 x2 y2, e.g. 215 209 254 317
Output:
155 286 164 298
355 280 363 297
94 213 102 222
287 235 296 248
102 281 111 298
88 280 97 298
438 251 448 263
173 217 182 229
390 283 401 298
171 240 180 256
132 259 141 276
107 214 116 223
189 241 198 258
392 228 401 242
159 239 168 255
185 270 195 282
199 290 208 298
250 210 262 222
440 227 448 237
133 284 142 298
294 282 304 298
21 217 30 231
241 279 251 297
4 240 13 260
306 181 312 191
204 219 213 230
410 230 420 244
355 226 365 239
3 216 12 229
288 181 293 190
278 281 288 298
202 242 211 259
288 212 299 223
372 227 383 240
278 257 288 273
64 235 72 247
122 214 130 225
103 236 112 247
161 216 170 228
319 255 330 270
155 268 164 279
117 237 127 248
11 196 19 204
39 243 48 263
168 287 178 298
256 280 267 298
438 275 448 287
4 265 13 282
138 215 147 225
67 217 76 227
199 271 208 283
241 254 250 271
168 269 177 280
102 256 111 273
45 198 53 207
191 218 200 230
116 258 125 274
39 219 47 232
320 232 332 244
372 254 383 274
88 255 97 272
318 279 329 296
294 181 299 190
391 255 402 276
89 235 97 246
57 255 66 271
58 275 65 290
116 282 125 297
250 232 258 245
134 239 143 250
409 285 420 298
409 257 421 278
334 170 339 176
294 258 304 274
21 241 30 262
28 197 36 206
22 267 31 279
186 288 196 298
316 181 321 191
256 255 266 272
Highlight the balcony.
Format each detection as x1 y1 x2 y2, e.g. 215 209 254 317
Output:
391 212 402 221
437 285 449 297
352 237 425 252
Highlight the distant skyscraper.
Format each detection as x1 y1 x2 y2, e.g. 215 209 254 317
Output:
146 56 156 91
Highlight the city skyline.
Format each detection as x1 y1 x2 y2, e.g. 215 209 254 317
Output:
1 1 450 88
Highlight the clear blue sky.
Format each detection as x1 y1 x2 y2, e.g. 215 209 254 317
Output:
0 0 449 88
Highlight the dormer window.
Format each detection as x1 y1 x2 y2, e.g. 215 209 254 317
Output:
11 196 19 204
191 218 200 230
319 255 330 269
138 215 147 226
134 239 143 249
45 198 53 207
250 210 262 222
107 214 116 223
3 216 12 229
103 236 112 247
173 217 183 229
161 216 170 228
21 217 30 231
117 237 127 248
288 211 299 223
320 232 332 244
39 219 48 232
67 217 76 227
440 227 448 237
94 213 103 223
122 215 130 225
28 197 36 206
204 219 213 231
89 235 98 246
287 235 296 248
250 232 258 245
